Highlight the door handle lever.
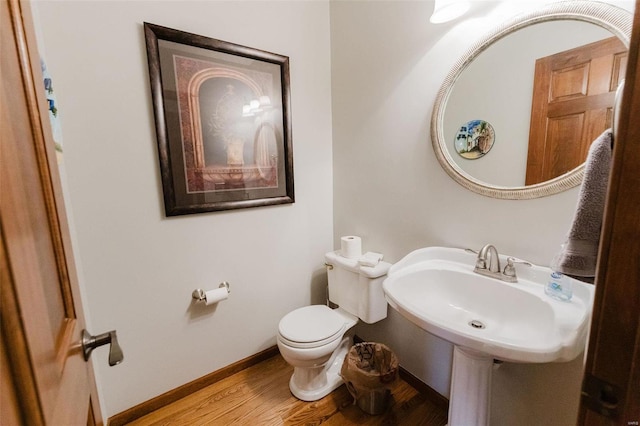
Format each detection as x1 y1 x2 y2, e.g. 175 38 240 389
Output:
82 329 124 366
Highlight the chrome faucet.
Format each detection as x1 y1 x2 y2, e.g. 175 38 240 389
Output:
473 244 518 283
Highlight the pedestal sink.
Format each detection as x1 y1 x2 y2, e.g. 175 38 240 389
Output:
382 247 595 426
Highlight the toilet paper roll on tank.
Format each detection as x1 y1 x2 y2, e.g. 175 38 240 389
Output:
340 236 362 259
339 236 384 266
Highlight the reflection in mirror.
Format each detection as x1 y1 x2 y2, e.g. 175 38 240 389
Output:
445 21 619 187
525 35 626 185
431 1 632 199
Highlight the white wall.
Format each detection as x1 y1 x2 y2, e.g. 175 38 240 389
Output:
34 0 333 417
330 1 632 425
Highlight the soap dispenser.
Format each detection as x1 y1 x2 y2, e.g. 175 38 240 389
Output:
545 271 573 302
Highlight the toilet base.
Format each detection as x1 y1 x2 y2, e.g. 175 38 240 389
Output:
289 336 351 401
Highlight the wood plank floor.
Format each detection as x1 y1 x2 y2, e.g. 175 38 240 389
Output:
127 354 448 425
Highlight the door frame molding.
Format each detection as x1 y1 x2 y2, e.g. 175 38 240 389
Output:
578 0 640 423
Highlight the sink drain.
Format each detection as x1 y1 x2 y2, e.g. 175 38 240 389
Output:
468 320 486 329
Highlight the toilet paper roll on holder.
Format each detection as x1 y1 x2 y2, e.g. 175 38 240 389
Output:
192 282 230 302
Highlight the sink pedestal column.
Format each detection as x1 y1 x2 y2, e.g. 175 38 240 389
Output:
448 346 493 426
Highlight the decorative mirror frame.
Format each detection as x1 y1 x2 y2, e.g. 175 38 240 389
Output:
431 1 631 199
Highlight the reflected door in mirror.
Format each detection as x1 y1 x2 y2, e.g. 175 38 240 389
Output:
526 37 627 185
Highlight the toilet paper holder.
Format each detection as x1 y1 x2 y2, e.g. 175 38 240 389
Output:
192 281 230 302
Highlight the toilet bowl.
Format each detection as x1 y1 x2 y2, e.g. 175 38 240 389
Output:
277 250 392 401
277 305 357 401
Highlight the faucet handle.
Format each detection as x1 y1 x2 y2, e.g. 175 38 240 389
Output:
506 257 532 267
503 257 532 278
466 248 486 269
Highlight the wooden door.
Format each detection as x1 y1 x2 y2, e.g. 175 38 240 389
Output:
578 3 640 424
1 0 102 424
526 36 627 185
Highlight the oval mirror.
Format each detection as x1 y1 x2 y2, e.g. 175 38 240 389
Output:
431 1 632 199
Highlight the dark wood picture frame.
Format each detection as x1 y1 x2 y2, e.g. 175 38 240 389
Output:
144 23 294 216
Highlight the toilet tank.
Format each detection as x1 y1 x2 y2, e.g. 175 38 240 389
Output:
324 251 392 324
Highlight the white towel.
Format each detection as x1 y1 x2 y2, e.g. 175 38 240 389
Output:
358 252 384 267
551 129 613 280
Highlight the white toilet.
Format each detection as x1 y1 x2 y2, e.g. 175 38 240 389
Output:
277 250 391 401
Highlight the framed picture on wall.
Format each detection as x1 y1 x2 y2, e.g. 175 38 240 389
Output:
144 23 294 216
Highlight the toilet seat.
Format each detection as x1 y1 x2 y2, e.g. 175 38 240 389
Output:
278 305 347 349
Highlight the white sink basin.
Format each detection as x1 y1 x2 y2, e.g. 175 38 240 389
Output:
383 247 595 363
